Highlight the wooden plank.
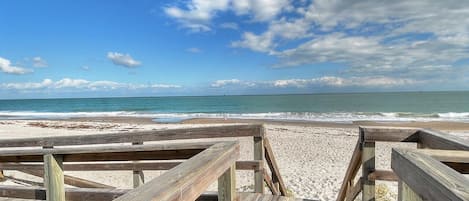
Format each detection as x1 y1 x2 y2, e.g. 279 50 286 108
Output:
0 185 128 201
336 140 362 201
0 160 262 171
416 149 469 163
254 136 265 194
0 141 214 156
360 126 419 142
263 170 280 195
113 141 239 201
397 180 423 201
0 186 306 201
367 170 398 182
0 142 214 162
132 141 144 188
0 124 262 148
218 164 236 201
361 141 375 201
392 148 469 201
43 154 65 201
345 178 362 201
20 169 114 189
264 137 288 196
418 129 469 150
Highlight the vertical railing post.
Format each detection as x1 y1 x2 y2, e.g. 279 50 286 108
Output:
218 164 236 201
360 127 375 201
398 180 423 201
132 141 144 188
253 126 265 193
44 154 65 201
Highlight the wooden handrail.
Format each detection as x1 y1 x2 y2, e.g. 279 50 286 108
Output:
0 124 262 147
338 126 469 201
392 149 469 201
113 141 239 201
336 140 362 201
263 137 287 196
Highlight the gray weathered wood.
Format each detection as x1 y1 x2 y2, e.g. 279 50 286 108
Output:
398 180 423 201
360 126 419 142
361 142 375 201
132 141 144 188
0 142 214 162
113 141 239 201
263 169 280 195
0 160 262 171
336 140 362 201
253 136 265 194
0 124 262 148
345 178 362 201
418 129 469 150
218 164 236 201
392 148 469 201
21 169 114 189
264 137 287 196
43 154 65 201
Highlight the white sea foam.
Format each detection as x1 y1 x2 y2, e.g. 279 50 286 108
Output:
1 111 469 122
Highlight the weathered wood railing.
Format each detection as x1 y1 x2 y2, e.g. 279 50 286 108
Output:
0 124 288 199
337 126 469 201
392 149 469 201
0 141 240 201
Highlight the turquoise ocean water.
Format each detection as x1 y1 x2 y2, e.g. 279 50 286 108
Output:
1 91 469 122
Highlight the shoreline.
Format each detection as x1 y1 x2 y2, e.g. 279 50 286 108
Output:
59 116 469 131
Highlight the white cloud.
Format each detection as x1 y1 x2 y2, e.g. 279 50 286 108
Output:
186 47 202 53
211 79 241 87
231 32 275 53
32 57 48 67
271 76 420 88
151 84 182 89
81 66 90 71
0 78 182 91
164 0 291 31
107 52 141 68
220 22 239 30
0 57 33 74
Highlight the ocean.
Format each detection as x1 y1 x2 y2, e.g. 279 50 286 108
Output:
1 91 469 123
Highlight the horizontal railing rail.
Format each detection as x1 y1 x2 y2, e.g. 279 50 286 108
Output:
0 124 288 197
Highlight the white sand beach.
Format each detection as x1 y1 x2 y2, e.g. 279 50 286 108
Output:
0 119 468 201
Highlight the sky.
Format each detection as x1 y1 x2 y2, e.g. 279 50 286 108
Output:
1 0 469 99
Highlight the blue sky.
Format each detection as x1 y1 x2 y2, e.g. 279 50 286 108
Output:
1 0 468 98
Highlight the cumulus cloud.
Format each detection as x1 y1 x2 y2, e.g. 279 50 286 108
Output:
231 32 275 53
0 57 33 74
107 52 141 68
0 78 182 91
164 0 291 32
32 57 48 67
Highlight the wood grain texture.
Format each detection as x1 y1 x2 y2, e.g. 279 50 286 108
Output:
360 126 419 142
263 169 280 195
132 141 144 188
0 160 262 171
418 129 469 150
392 148 469 201
361 142 375 201
253 136 265 194
21 169 114 189
398 181 423 201
43 154 65 201
367 170 398 182
218 164 236 201
264 137 288 196
113 141 240 201
0 124 262 148
345 178 362 201
336 140 362 201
